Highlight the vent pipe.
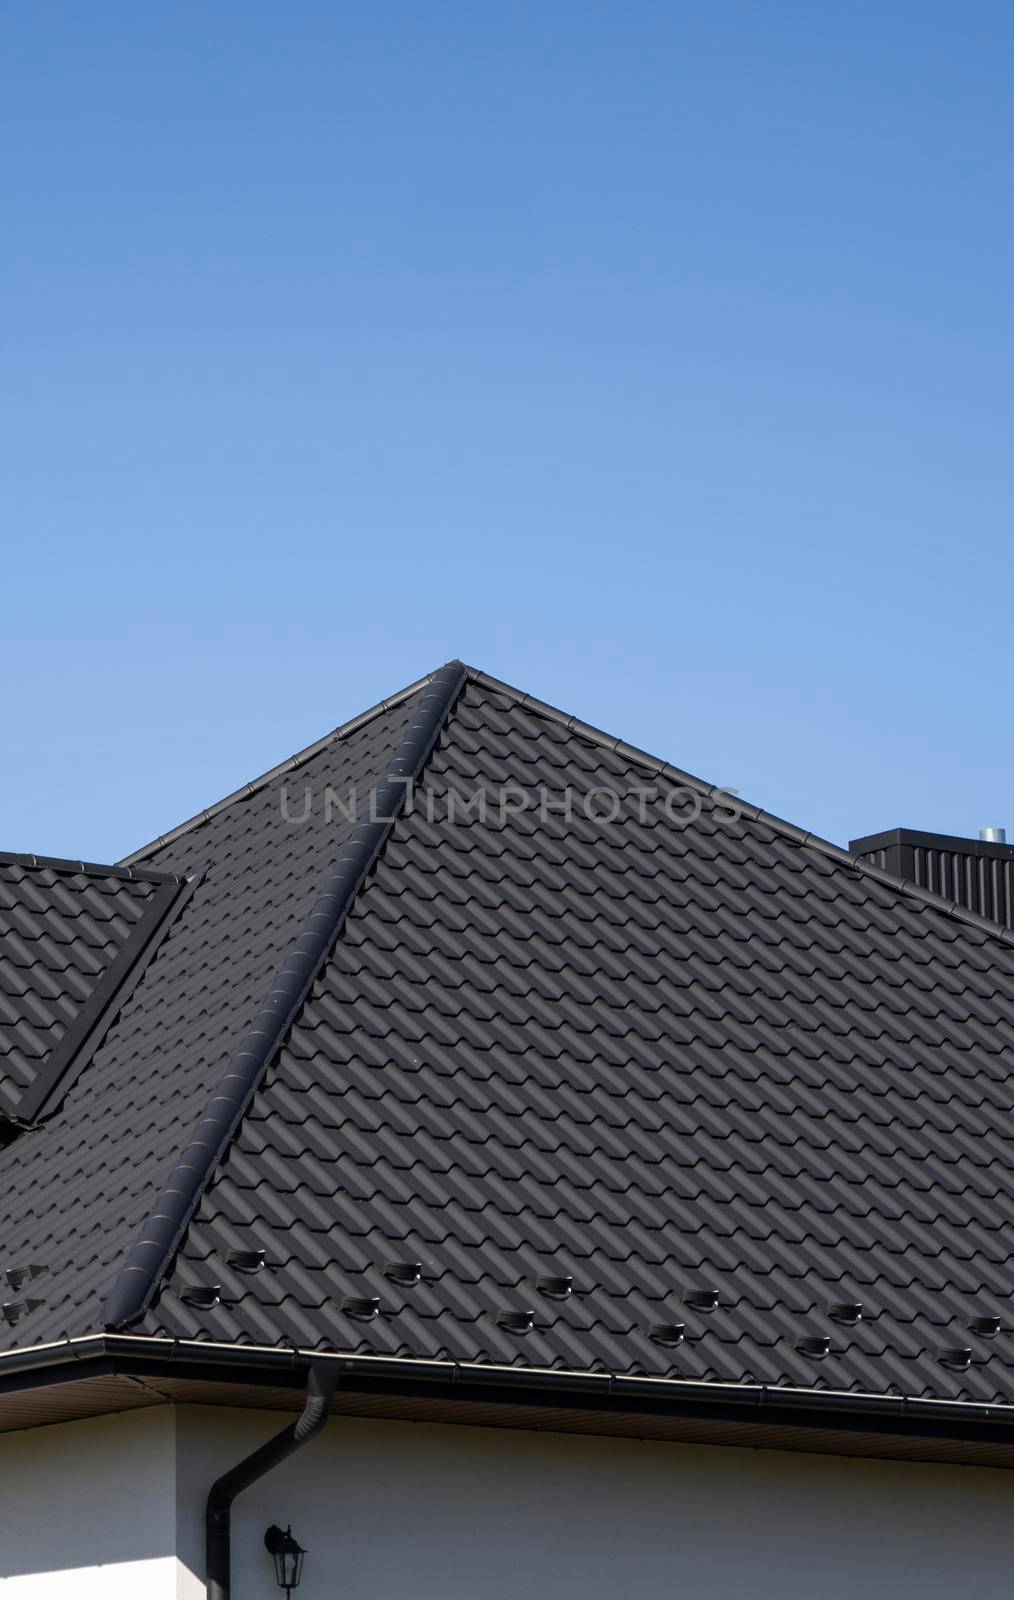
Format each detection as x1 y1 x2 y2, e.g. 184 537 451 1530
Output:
980 827 1007 844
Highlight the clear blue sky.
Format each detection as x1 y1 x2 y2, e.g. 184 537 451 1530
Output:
3 3 1013 862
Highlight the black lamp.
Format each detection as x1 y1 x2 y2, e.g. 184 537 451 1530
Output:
264 1524 306 1595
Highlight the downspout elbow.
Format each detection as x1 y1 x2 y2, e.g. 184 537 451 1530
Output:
206 1363 338 1600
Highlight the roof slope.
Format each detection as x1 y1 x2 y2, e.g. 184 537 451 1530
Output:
4 664 1014 1409
0 682 425 1342
0 854 174 1117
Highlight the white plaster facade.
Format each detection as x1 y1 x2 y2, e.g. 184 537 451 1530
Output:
0 1407 177 1598
1 1404 1012 1597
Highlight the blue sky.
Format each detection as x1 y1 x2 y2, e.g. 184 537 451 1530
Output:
3 3 1013 862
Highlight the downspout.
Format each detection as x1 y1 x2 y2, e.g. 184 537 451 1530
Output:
206 1363 338 1600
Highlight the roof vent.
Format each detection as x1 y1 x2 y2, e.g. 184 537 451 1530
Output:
980 828 1007 844
795 1335 831 1359
938 1347 972 1371
649 1322 686 1347
828 1300 863 1325
1 1298 43 1325
685 1288 719 1313
384 1262 423 1286
497 1309 535 1334
226 1249 266 1274
343 1295 380 1321
4 1264 47 1292
969 1316 1001 1338
181 1285 221 1309
537 1275 573 1298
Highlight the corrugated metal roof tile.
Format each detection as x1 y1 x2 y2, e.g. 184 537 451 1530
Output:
9 667 1014 1412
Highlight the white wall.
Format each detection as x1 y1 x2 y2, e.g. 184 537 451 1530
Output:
175 1407 1014 1600
0 1406 178 1598
2 1402 1013 1598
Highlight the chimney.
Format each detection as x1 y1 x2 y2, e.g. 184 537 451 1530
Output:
849 827 1014 930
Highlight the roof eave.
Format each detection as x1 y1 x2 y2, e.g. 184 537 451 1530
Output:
5 1336 1014 1469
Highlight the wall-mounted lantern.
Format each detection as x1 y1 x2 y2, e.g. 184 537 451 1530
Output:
264 1524 306 1595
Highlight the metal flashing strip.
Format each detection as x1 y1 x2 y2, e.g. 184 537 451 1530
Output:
5 871 197 1129
102 663 468 1331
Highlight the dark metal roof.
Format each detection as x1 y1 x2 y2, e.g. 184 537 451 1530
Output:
0 853 177 1118
0 680 426 1346
5 664 1014 1432
103 663 467 1328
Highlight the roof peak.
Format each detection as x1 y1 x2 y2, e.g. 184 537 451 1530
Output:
121 657 1014 952
119 660 466 867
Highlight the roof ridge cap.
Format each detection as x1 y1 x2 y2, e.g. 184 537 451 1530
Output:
464 666 739 802
0 849 177 886
465 666 1014 950
119 666 448 867
102 661 467 1331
